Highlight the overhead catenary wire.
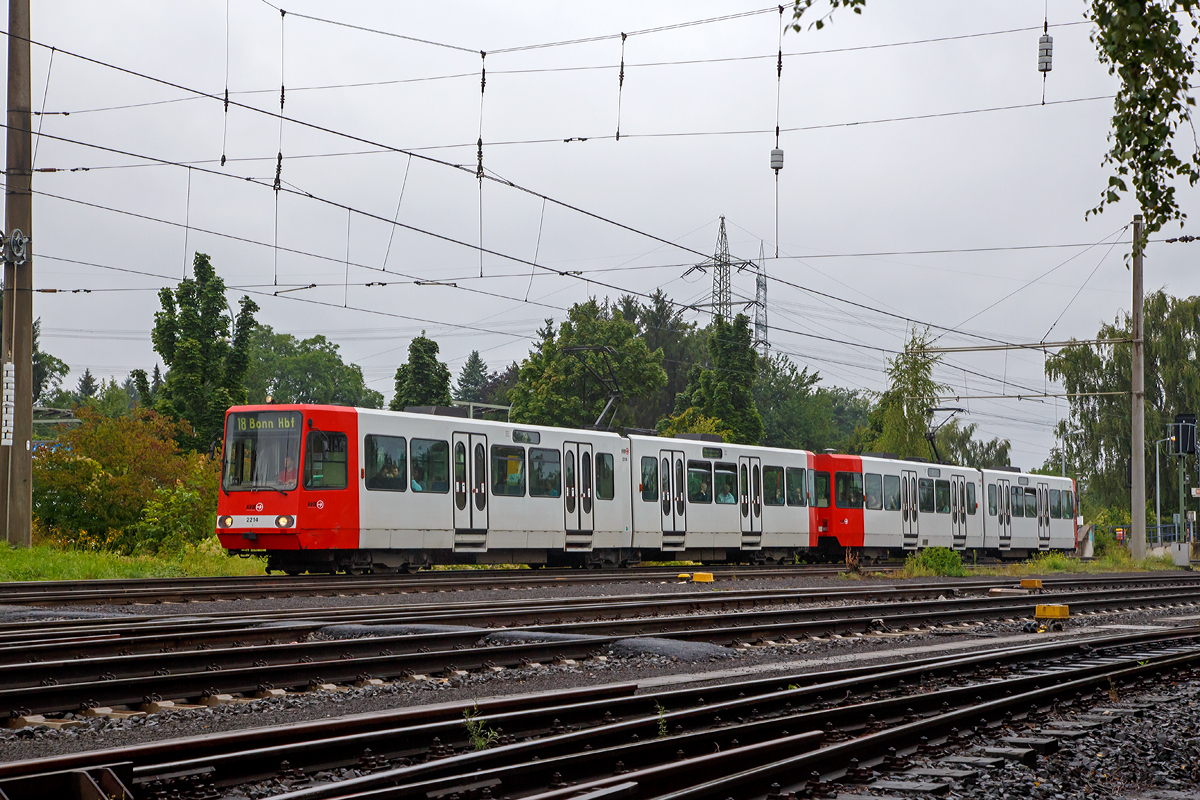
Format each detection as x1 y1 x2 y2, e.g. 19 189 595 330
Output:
221 0 230 167
31 46 54 169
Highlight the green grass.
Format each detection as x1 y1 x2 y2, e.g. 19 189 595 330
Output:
0 542 266 581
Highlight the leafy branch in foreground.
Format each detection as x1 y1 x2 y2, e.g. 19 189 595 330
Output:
790 1 1200 251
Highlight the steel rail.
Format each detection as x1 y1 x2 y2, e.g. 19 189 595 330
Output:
2 583 1196 716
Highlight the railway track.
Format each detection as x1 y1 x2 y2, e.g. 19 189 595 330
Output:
1 577 1198 717
3 625 1198 800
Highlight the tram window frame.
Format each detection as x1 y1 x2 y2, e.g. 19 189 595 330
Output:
988 484 997 515
1049 488 1061 519
814 471 831 508
918 478 935 514
785 467 807 507
640 457 658 502
934 479 951 514
1064 490 1075 518
863 473 883 510
834 471 864 509
1010 485 1023 517
596 453 615 501
364 434 407 492
714 462 738 505
529 447 562 498
1025 487 1038 518
491 445 526 497
410 438 450 494
762 466 785 506
966 482 976 515
304 430 349 490
882 475 901 511
687 460 713 504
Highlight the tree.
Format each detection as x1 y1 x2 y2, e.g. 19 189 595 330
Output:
389 332 453 411
933 419 1012 469
32 319 68 404
755 352 837 451
662 314 762 445
76 368 98 400
454 350 489 404
1046 289 1200 521
869 328 948 459
481 362 519 407
151 252 259 452
625 290 708 430
246 325 383 408
791 1 1200 245
509 299 667 430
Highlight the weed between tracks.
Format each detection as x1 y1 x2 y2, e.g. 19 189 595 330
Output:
463 704 499 751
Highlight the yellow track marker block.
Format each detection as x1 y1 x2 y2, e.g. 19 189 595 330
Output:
678 573 692 579
691 572 714 583
1035 604 1069 619
1020 579 1043 590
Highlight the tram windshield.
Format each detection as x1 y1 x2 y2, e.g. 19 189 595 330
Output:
223 411 303 491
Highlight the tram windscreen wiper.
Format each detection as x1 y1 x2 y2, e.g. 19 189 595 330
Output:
252 486 289 496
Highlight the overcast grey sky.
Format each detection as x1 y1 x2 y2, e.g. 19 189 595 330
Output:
18 1 1200 468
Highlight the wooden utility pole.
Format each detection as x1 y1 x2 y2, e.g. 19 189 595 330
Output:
1131 213 1146 559
5 0 32 546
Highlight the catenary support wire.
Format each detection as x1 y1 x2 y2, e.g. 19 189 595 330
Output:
221 0 230 166
32 47 53 168
616 33 626 140
381 153 412 272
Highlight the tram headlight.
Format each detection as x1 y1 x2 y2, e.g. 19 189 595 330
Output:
275 515 295 528
217 515 234 528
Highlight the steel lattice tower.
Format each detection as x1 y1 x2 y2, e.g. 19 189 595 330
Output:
754 241 768 356
712 217 732 321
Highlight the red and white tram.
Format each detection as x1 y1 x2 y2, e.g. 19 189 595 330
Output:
215 404 1076 574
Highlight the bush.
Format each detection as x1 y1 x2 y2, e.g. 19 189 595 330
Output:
903 546 967 577
121 456 220 556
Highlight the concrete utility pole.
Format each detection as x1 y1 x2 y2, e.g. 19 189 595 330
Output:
5 0 32 546
1131 214 1146 559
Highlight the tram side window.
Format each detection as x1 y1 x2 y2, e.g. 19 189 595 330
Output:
863 473 883 510
918 478 935 513
762 466 785 506
882 475 901 511
364 435 407 492
1064 490 1075 518
687 460 713 504
934 479 951 514
596 453 615 500
988 484 997 515
529 448 562 498
1025 487 1038 518
640 457 658 501
1010 485 1023 517
785 467 807 507
491 445 526 497
714 463 738 504
411 439 450 493
814 471 831 508
1049 489 1061 519
305 431 348 489
966 482 976 514
835 472 864 509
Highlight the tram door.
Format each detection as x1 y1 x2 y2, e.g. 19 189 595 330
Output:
1037 482 1050 549
901 469 919 549
951 474 967 549
452 432 488 532
563 443 595 534
997 479 1012 548
660 449 686 548
738 456 762 547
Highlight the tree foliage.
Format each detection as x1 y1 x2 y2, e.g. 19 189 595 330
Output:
755 352 836 450
246 325 382 408
868 328 947 459
151 253 258 451
664 314 762 445
32 320 68 404
389 332 453 411
621 290 709 430
32 407 205 553
75 368 98 400
454 350 490 404
1046 289 1200 520
509 299 667 430
933 419 1012 469
791 1 1200 244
